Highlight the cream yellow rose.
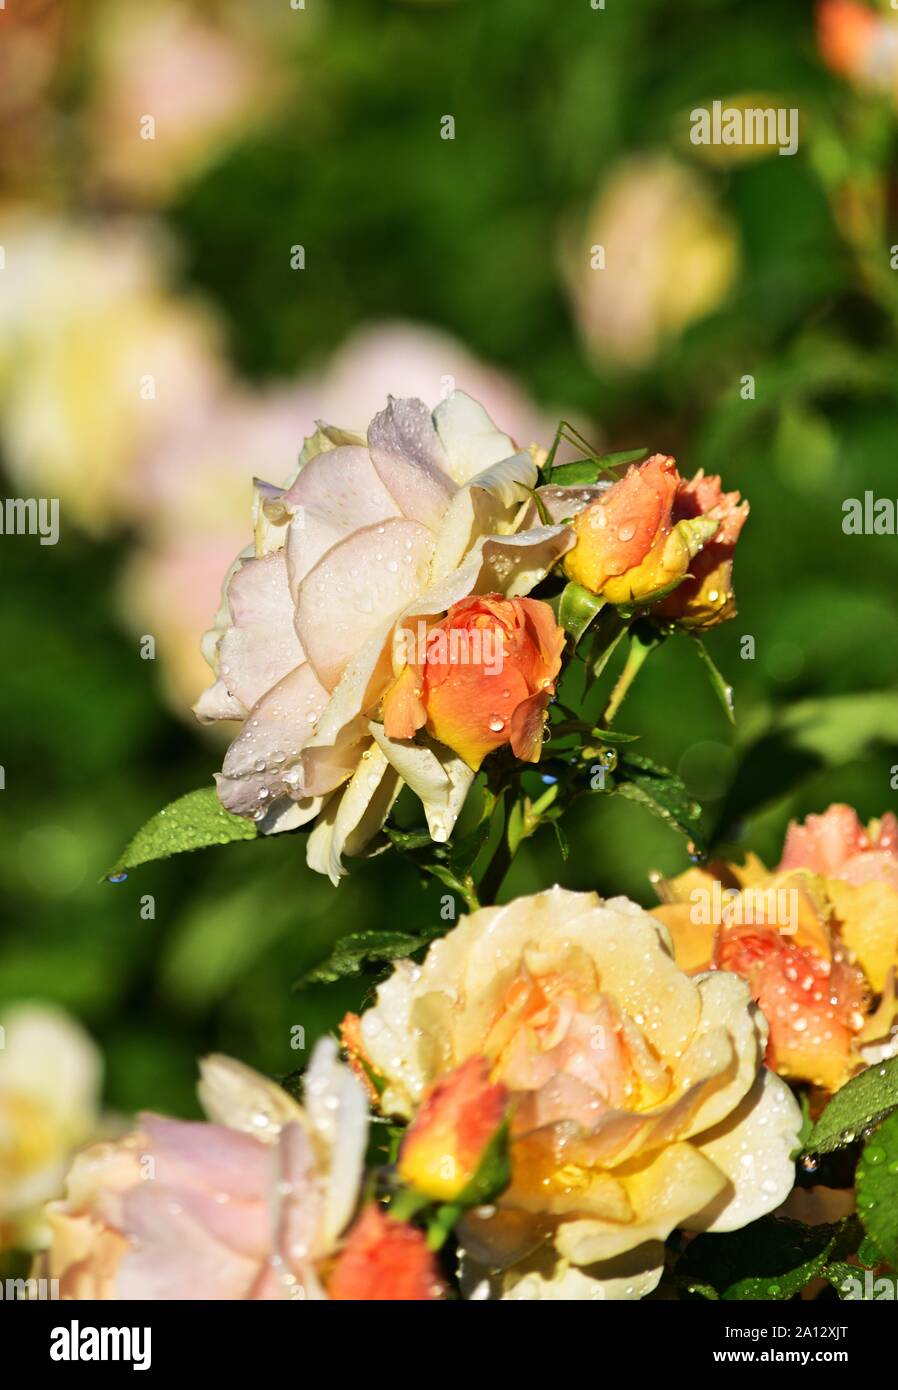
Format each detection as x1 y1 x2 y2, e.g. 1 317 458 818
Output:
354 887 801 1300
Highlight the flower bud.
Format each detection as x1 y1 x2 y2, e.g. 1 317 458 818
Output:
564 454 720 605
397 1056 508 1203
382 594 565 771
328 1205 444 1301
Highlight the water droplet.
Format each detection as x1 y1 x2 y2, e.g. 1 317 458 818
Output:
107 871 128 884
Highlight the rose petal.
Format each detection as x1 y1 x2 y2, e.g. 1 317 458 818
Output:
367 396 456 528
295 519 435 690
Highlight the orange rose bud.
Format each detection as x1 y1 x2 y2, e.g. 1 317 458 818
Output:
328 1205 444 1301
564 453 719 604
397 1056 508 1202
382 594 565 771
655 470 749 628
715 927 868 1092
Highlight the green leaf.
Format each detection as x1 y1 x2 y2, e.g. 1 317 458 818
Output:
383 819 490 909
676 1218 859 1300
692 637 735 724
558 582 605 646
613 753 706 852
105 787 257 878
856 1109 898 1269
295 926 445 987
586 726 639 745
804 1058 898 1157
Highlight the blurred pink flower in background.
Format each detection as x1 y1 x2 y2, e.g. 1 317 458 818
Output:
563 156 739 370
123 322 562 719
85 0 289 205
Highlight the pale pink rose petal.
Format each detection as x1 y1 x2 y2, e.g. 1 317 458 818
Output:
216 661 330 816
778 804 868 875
280 445 402 593
141 1116 273 1201
299 721 373 797
367 396 457 529
274 1122 328 1274
116 1183 266 1300
294 518 435 690
432 390 519 486
212 551 305 717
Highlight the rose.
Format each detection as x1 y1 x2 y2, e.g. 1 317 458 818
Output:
564 156 739 370
778 803 898 1001
328 1204 444 1301
38 1039 376 1300
382 595 565 770
653 808 898 1089
561 454 730 608
349 887 801 1300
124 322 555 718
196 391 572 882
0 1004 101 1250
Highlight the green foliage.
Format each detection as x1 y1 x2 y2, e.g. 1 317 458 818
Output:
856 1110 898 1269
612 753 706 853
296 926 445 987
677 1218 861 1300
803 1058 898 1158
106 788 257 878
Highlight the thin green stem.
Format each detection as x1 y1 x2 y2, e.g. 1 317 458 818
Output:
601 634 656 726
477 822 515 906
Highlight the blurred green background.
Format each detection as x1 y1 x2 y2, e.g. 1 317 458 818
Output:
1 0 897 1123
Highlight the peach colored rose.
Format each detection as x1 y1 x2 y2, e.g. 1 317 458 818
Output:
354 888 801 1300
382 595 565 771
562 454 730 607
328 1205 444 1300
38 1040 369 1300
653 814 898 1090
196 391 573 882
123 321 562 720
779 804 898 995
397 1057 508 1202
